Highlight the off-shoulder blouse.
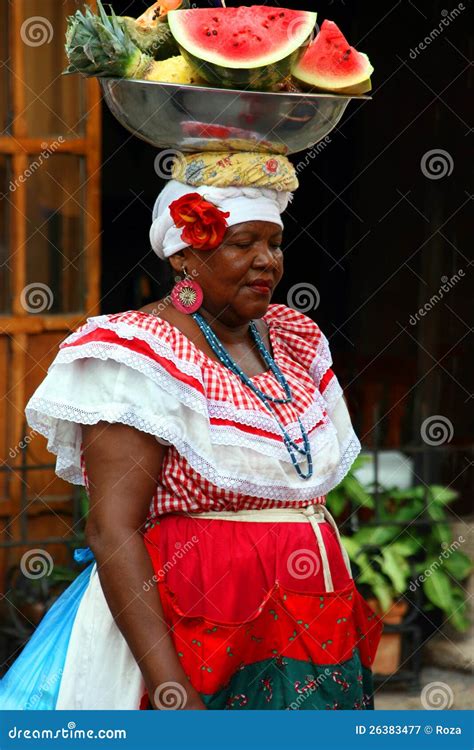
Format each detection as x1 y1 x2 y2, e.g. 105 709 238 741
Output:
25 303 361 525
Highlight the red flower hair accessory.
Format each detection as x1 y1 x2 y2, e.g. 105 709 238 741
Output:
169 192 230 251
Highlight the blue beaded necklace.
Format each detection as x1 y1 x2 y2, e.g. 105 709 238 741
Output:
192 311 313 480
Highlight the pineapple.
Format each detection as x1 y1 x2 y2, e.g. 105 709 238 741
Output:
151 55 206 85
64 1 199 82
117 0 189 61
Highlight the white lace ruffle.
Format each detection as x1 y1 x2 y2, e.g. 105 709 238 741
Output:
25 317 361 500
63 315 203 380
309 328 333 387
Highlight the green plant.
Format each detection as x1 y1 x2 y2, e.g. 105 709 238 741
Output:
326 454 375 517
328 466 472 632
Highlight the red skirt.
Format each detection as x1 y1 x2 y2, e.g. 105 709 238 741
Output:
141 510 383 710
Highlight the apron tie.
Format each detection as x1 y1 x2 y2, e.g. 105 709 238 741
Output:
184 503 353 594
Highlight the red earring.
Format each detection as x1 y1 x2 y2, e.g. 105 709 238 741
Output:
170 266 203 314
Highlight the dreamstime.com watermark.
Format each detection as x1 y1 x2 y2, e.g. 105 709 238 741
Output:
20 282 54 313
20 16 54 47
409 535 465 591
25 670 63 710
9 429 38 459
153 681 188 709
408 269 465 325
421 681 454 710
287 282 320 313
143 535 199 591
420 415 454 445
20 548 54 579
287 548 321 580
295 136 331 173
409 4 465 59
8 723 126 740
287 668 332 709
420 148 454 180
154 149 187 180
146 269 200 317
9 137 65 192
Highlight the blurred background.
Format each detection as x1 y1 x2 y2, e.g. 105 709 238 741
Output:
0 0 472 709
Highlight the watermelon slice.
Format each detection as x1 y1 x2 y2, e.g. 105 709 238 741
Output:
168 6 317 90
292 19 373 95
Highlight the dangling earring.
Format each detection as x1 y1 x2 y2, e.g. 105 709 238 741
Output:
170 263 203 314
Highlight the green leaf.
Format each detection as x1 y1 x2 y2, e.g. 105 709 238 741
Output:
428 485 459 505
443 550 473 580
379 499 424 522
343 475 374 508
326 490 347 519
341 535 368 565
379 548 410 594
388 486 426 501
449 608 471 632
352 526 399 547
423 568 454 613
51 566 78 583
442 587 471 632
389 536 421 556
427 502 447 522
371 581 394 613
432 523 452 546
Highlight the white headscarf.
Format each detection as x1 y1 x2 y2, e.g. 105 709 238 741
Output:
150 180 291 260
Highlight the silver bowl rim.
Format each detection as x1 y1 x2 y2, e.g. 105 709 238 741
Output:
100 76 373 100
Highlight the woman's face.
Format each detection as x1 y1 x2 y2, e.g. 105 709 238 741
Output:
171 220 284 325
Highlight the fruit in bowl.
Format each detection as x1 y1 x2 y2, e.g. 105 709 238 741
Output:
292 19 374 95
167 6 316 90
64 2 373 95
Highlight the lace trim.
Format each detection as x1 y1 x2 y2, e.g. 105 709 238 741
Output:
207 398 329 440
178 429 362 501
26 400 181 485
29 313 360 499
26 394 342 484
321 376 343 413
54 341 335 443
309 330 333 386
54 343 208 418
62 315 202 381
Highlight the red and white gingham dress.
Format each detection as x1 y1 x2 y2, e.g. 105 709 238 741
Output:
22 303 384 711
26 303 361 522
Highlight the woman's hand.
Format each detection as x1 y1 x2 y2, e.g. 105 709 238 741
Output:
82 421 203 709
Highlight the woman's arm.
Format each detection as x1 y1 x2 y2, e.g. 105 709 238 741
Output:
82 421 206 710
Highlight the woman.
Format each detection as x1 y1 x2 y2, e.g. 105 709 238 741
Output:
0 152 382 711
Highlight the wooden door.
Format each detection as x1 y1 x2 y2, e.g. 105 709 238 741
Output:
0 1 101 586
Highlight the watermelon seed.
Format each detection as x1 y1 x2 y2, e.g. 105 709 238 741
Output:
212 29 217 35
343 49 351 60
279 12 285 16
206 31 211 36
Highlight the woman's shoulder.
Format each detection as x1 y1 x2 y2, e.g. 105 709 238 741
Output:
60 306 200 367
48 307 209 420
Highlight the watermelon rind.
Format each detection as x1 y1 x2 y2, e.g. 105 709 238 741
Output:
168 8 316 90
178 45 312 90
327 77 372 95
294 74 373 96
292 31 374 92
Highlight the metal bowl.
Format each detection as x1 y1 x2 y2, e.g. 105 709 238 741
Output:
101 78 370 155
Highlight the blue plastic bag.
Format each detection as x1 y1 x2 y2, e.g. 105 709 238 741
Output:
0 548 95 710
